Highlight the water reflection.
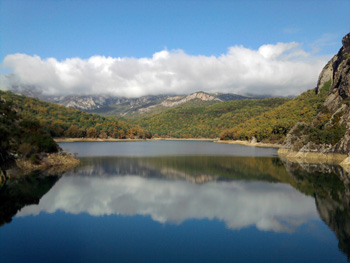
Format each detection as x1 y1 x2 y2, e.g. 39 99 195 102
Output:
2 152 350 260
2 141 350 262
66 156 287 182
0 171 60 226
17 157 318 233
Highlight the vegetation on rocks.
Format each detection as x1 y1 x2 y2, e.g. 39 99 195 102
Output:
281 33 350 155
0 96 79 177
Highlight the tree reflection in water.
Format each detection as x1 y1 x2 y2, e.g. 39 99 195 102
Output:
280 159 350 260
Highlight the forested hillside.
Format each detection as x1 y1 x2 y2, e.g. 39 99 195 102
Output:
219 81 331 143
134 98 289 138
0 91 149 140
0 97 59 167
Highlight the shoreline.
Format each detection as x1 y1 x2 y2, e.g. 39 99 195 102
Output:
54 137 217 143
55 138 148 142
278 148 350 167
215 140 282 148
54 137 281 148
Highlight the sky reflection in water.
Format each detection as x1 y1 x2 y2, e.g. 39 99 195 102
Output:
18 175 318 233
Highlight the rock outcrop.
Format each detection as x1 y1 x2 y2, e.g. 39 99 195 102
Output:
160 92 221 108
280 32 350 161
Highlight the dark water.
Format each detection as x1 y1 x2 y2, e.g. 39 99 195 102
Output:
0 141 349 262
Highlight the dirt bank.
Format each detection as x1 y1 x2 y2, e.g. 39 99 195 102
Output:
216 140 282 148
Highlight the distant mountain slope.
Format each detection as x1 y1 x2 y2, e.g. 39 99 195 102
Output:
1 78 257 117
44 91 254 117
134 97 289 138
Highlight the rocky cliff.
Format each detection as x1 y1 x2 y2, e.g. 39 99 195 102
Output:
280 33 350 159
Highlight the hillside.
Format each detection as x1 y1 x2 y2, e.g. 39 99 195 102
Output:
0 97 61 177
219 84 330 143
134 98 289 138
0 90 148 139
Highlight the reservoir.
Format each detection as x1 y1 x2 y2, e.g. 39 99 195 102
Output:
0 141 348 262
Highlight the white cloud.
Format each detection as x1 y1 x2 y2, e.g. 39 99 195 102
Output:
1 42 330 97
17 175 318 233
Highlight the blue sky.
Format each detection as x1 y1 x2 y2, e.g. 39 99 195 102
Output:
0 0 349 97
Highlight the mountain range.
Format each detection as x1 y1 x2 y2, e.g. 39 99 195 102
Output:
46 91 252 117
1 74 265 117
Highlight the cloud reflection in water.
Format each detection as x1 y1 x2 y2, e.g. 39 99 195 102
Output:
18 175 318 233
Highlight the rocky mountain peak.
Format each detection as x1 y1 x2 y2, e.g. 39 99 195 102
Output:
332 34 350 100
64 96 99 110
342 32 350 53
316 58 335 93
187 91 221 102
160 91 221 108
316 32 350 96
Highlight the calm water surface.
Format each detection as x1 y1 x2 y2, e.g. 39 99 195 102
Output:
0 141 348 262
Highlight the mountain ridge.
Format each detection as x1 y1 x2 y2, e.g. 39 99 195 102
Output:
1 75 264 117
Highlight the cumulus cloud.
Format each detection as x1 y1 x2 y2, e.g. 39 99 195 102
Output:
1 42 330 97
17 175 318 233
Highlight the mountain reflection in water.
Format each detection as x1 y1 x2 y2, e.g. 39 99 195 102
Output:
280 158 350 259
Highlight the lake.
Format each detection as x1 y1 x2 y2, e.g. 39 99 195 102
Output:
0 141 349 262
